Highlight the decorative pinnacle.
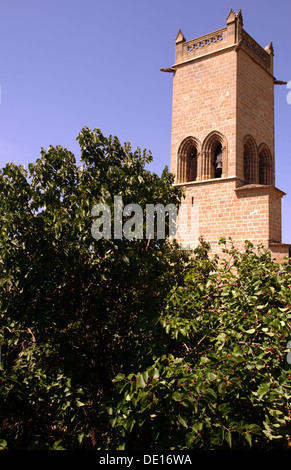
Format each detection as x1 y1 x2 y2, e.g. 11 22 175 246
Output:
226 8 236 23
265 40 274 55
227 8 243 25
236 8 243 25
175 29 186 44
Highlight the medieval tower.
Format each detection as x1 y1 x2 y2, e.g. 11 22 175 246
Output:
162 8 290 261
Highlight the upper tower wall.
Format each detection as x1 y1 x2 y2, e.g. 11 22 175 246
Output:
170 8 275 184
174 8 273 76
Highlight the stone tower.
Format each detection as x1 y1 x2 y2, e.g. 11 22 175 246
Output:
161 8 290 261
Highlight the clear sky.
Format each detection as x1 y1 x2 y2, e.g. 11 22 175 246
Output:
0 0 290 242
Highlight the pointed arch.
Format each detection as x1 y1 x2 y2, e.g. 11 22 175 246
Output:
243 135 258 184
202 131 228 180
258 143 274 186
177 136 201 183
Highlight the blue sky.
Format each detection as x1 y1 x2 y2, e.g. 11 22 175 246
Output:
0 0 290 242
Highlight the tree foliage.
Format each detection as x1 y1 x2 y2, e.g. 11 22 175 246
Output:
0 127 188 449
107 240 291 450
0 128 291 450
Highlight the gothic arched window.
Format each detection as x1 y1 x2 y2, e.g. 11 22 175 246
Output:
243 135 258 184
177 137 200 183
202 131 228 180
258 143 274 186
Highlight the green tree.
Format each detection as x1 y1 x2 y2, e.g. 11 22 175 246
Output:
0 127 189 449
106 239 291 450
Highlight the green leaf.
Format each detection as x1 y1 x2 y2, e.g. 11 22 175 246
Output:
0 440 7 450
178 415 188 428
192 421 203 433
245 328 256 334
172 391 184 401
76 400 86 407
185 431 196 448
124 418 135 433
244 432 252 447
52 440 66 450
78 433 84 444
107 406 113 415
137 374 146 388
205 387 217 401
206 372 217 381
152 368 160 380
225 431 232 448
115 373 125 381
142 371 149 385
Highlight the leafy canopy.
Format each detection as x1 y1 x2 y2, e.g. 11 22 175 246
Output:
0 127 188 449
106 239 291 450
